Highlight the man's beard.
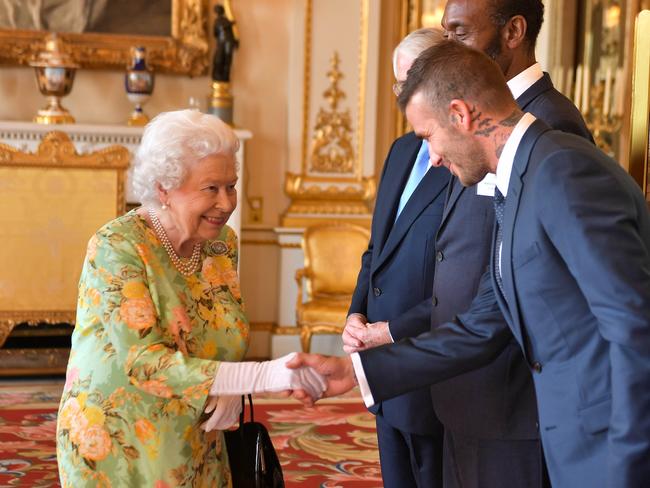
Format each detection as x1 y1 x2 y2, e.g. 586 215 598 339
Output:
446 135 492 187
484 29 502 61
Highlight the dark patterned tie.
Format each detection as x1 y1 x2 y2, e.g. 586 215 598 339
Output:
493 187 506 296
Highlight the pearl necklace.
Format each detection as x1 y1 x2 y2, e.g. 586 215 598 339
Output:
148 209 202 276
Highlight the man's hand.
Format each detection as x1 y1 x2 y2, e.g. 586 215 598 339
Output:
342 313 368 353
285 353 357 406
343 318 392 353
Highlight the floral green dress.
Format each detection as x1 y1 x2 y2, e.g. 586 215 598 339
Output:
56 210 249 488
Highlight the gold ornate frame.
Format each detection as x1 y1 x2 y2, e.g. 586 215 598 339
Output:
628 10 649 200
0 0 210 76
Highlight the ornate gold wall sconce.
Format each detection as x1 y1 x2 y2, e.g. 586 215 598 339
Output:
30 34 78 125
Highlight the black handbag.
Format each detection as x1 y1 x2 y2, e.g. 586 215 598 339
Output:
224 394 285 488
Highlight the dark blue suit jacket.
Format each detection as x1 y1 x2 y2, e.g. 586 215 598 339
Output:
359 121 650 487
429 72 593 441
349 131 450 434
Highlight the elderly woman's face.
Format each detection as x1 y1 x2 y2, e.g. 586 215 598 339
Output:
165 153 237 242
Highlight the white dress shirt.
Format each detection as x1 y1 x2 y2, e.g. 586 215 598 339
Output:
507 63 543 100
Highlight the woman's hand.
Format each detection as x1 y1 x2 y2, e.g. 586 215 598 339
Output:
210 353 327 400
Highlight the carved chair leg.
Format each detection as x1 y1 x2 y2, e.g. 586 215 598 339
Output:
300 327 312 353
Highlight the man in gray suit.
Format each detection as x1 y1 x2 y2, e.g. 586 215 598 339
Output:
343 1 591 486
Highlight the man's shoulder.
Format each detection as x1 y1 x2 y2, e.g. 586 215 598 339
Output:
391 131 420 150
523 83 592 141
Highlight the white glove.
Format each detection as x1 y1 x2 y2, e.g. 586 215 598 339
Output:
200 395 242 432
210 353 327 400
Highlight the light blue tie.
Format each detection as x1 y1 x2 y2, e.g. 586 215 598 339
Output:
396 141 430 220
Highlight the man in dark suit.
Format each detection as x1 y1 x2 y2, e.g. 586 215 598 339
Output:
344 1 591 486
289 41 650 488
343 28 450 487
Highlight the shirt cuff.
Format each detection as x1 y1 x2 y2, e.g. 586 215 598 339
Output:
387 322 395 343
350 352 375 408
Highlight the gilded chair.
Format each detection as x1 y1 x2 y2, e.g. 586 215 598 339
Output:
0 131 129 374
295 222 370 352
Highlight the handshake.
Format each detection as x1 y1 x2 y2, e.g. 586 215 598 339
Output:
201 352 357 431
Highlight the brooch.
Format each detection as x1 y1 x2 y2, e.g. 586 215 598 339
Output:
209 240 228 255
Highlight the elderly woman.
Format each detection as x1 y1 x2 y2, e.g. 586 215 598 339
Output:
56 110 324 487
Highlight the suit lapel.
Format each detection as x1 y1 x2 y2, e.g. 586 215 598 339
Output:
499 119 551 351
373 165 449 273
372 135 421 255
439 174 463 233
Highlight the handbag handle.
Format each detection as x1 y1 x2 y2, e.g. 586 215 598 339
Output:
237 394 255 426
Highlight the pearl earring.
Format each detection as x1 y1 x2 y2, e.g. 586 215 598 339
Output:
161 203 168 210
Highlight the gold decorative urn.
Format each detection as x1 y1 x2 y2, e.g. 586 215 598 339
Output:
30 34 78 124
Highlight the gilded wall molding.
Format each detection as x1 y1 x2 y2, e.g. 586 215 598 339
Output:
282 0 374 227
309 52 355 174
0 0 209 76
273 325 301 336
249 322 276 332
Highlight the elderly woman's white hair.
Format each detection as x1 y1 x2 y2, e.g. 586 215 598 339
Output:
392 27 444 78
132 109 240 209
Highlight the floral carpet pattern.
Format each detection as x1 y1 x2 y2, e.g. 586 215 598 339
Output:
0 382 381 487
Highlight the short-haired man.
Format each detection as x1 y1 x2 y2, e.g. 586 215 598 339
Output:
291 41 650 488
343 28 450 487
344 1 591 486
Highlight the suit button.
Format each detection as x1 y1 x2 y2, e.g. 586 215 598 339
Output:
535 421 539 431
436 251 444 262
432 296 438 306
373 287 382 297
532 362 542 373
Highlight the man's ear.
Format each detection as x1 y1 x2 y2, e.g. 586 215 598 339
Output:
448 99 472 131
503 15 527 49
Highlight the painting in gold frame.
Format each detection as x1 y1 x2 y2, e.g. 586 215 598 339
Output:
0 0 210 76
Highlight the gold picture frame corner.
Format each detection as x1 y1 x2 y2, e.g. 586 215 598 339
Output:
0 0 209 77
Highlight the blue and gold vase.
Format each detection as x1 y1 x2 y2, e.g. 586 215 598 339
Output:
125 46 154 126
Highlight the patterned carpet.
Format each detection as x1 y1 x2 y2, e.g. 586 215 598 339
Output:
0 381 381 487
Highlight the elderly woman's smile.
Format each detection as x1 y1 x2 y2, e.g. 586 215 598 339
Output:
160 152 238 250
